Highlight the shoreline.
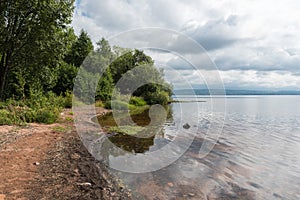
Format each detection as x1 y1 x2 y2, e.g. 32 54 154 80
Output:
0 108 131 200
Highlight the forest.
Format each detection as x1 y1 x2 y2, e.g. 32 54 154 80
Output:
0 0 172 125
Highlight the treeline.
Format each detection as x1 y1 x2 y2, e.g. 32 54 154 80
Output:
0 0 172 124
74 38 172 106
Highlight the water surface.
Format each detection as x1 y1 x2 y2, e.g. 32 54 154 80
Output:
97 95 300 200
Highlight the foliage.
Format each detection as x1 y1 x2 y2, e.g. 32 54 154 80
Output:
0 109 13 125
53 62 78 95
143 91 170 105
129 96 147 106
129 105 150 115
109 49 172 105
35 108 60 124
105 100 136 110
95 69 114 102
52 126 68 133
109 49 154 84
108 126 145 135
0 0 75 99
95 101 105 107
64 29 94 67
63 91 73 108
0 0 173 124
0 92 72 125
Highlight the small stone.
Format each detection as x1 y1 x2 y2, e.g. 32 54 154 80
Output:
77 182 92 186
167 182 174 187
33 162 40 166
188 193 195 197
183 123 190 129
73 169 79 174
71 153 80 159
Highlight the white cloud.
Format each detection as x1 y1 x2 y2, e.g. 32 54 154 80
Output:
72 0 300 90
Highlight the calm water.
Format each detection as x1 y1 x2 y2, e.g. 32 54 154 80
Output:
97 96 300 199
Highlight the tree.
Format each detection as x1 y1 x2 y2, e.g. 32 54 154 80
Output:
74 39 115 103
0 0 75 99
64 29 93 68
96 68 114 101
52 62 78 95
96 38 113 60
109 49 172 105
109 49 154 84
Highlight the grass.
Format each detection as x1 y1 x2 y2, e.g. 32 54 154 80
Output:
0 92 72 125
52 126 67 133
129 105 150 115
52 125 72 133
108 125 145 135
105 100 136 110
129 96 147 106
95 101 105 107
65 116 73 122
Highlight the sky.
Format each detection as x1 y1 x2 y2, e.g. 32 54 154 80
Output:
72 0 300 91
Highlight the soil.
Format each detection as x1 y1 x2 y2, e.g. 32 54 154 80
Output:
0 109 131 200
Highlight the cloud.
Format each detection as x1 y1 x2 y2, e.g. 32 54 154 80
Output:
220 70 300 90
181 15 247 51
72 0 300 90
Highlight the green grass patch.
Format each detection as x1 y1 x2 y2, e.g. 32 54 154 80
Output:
105 100 136 110
129 96 147 106
0 91 74 125
95 101 105 107
129 105 150 115
0 109 13 125
65 116 73 122
108 125 145 135
52 125 68 133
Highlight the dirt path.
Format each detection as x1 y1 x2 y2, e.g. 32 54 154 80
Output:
0 109 131 200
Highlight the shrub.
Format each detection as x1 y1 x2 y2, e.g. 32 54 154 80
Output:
0 91 65 125
144 91 170 105
63 91 73 108
95 101 105 107
0 110 13 125
35 108 60 124
129 96 147 106
105 100 135 110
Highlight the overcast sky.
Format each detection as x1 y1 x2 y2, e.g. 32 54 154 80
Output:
72 0 300 90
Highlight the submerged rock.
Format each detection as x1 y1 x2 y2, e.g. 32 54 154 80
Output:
183 123 190 129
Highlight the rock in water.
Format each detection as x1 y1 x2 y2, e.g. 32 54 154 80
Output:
183 123 190 129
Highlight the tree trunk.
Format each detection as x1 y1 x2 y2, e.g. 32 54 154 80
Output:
0 52 10 100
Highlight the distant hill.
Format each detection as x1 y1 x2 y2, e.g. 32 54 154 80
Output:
173 89 300 95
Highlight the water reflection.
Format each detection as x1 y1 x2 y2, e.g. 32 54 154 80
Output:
91 96 300 199
95 106 171 154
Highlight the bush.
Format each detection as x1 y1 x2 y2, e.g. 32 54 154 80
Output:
105 100 136 110
129 96 147 106
35 108 60 124
63 91 73 108
0 91 66 125
144 91 170 105
95 101 105 107
0 110 13 125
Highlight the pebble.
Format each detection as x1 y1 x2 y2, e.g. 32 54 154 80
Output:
73 169 79 174
77 182 92 186
188 193 195 197
33 162 40 166
183 123 191 129
167 182 174 187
